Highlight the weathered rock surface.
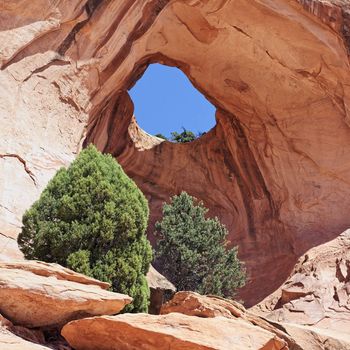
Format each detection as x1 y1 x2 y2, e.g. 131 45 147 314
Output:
1 0 350 306
0 260 131 328
281 322 350 350
62 313 287 350
251 229 350 349
161 291 244 319
162 291 350 349
146 265 176 314
161 292 298 349
254 229 350 332
0 260 110 289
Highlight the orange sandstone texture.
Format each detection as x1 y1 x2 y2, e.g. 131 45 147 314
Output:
0 261 131 328
161 291 246 319
161 291 297 349
0 260 110 289
253 229 350 335
160 291 350 349
83 0 350 305
1 0 350 306
61 313 288 350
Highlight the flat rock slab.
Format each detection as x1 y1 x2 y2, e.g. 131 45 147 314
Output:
0 260 110 289
62 313 287 350
0 261 132 328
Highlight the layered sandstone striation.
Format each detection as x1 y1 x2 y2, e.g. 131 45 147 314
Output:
1 0 350 306
297 0 350 50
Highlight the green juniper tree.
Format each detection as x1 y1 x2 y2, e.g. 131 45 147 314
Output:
154 192 245 298
18 145 152 312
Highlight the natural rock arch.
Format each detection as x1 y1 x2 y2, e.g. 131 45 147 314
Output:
1 0 350 306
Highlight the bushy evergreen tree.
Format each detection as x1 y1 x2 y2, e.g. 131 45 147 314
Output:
18 145 152 312
154 192 245 298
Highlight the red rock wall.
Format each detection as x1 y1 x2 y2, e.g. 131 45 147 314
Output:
84 0 350 305
1 0 350 305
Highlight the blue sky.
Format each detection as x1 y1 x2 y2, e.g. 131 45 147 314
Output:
129 64 216 138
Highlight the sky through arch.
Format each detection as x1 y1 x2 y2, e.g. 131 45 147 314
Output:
129 64 216 139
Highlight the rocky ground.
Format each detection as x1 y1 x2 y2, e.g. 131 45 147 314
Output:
0 229 348 349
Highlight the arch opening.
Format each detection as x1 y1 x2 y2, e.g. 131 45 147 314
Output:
128 63 216 142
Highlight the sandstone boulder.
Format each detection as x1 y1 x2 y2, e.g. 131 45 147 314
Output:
0 260 131 328
162 291 350 349
0 260 110 289
161 292 297 349
146 265 176 314
161 291 244 319
62 313 287 350
0 234 23 262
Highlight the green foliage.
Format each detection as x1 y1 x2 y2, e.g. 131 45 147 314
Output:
154 192 246 298
154 128 205 143
170 128 197 143
155 133 168 140
18 145 152 312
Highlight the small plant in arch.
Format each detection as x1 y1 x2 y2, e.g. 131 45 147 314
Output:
170 127 197 143
155 133 168 140
154 128 204 143
154 191 246 298
18 144 152 313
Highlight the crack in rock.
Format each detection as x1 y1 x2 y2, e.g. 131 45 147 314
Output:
0 154 37 186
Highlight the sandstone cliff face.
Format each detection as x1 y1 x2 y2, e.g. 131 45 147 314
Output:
0 0 91 259
1 0 350 306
